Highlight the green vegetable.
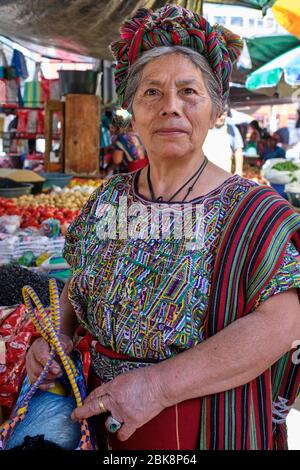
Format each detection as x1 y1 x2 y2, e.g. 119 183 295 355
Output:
272 162 300 172
17 251 36 267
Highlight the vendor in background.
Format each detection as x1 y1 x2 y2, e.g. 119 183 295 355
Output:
245 120 267 159
203 109 244 175
248 120 262 144
275 111 300 151
112 121 148 173
105 116 128 175
262 133 286 162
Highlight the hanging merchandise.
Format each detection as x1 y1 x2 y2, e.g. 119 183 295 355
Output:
27 109 44 134
24 62 61 108
41 76 60 102
23 62 42 108
17 109 45 135
17 85 24 107
0 81 5 105
11 49 28 80
0 48 19 108
0 48 7 79
5 78 18 107
16 109 27 133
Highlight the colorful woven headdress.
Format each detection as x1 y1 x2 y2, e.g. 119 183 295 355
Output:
110 4 243 109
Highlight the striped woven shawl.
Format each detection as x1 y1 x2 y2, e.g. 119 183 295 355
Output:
201 185 300 450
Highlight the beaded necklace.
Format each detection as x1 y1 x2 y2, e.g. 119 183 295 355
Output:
147 155 208 202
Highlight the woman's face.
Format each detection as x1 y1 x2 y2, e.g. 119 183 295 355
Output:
132 53 214 161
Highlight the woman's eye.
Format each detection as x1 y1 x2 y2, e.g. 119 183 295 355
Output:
182 88 196 95
145 88 159 96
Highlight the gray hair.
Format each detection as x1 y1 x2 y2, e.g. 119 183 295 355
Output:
124 46 225 121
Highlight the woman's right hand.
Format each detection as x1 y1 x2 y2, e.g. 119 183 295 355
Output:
25 334 73 390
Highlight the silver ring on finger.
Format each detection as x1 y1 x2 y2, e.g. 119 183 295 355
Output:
106 415 123 433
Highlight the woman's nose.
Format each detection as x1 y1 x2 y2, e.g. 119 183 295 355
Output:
159 90 181 116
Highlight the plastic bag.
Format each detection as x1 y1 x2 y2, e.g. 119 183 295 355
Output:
0 215 21 234
0 350 95 450
5 376 81 450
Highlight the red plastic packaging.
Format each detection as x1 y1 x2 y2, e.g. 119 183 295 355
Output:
0 305 39 414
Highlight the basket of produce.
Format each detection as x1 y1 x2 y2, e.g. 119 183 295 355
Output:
39 172 73 190
0 178 33 198
262 159 300 185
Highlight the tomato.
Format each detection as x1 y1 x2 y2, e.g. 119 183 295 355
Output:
43 210 55 218
65 210 74 219
25 218 39 228
11 208 21 216
6 208 17 216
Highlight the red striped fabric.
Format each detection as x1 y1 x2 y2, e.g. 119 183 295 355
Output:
201 185 300 449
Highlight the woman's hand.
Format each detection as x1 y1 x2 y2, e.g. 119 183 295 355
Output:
71 365 164 441
25 334 73 391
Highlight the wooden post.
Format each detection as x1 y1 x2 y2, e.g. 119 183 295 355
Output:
44 100 65 173
64 94 100 177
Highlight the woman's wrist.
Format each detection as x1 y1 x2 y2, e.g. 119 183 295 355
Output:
147 360 178 409
148 350 202 409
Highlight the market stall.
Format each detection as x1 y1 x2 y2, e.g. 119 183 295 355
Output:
0 172 103 425
0 176 104 264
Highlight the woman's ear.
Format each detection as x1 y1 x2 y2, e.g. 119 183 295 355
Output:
209 109 218 129
209 116 216 129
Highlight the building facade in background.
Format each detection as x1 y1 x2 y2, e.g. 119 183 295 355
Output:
203 4 288 38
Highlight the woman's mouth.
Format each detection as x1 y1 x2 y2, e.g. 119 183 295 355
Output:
154 128 188 136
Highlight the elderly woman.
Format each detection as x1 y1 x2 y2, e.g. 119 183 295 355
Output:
26 5 300 450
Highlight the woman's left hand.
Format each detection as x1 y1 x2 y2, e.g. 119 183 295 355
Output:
71 365 164 441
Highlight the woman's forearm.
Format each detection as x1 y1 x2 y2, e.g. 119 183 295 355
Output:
59 278 78 340
234 148 244 176
152 289 300 408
